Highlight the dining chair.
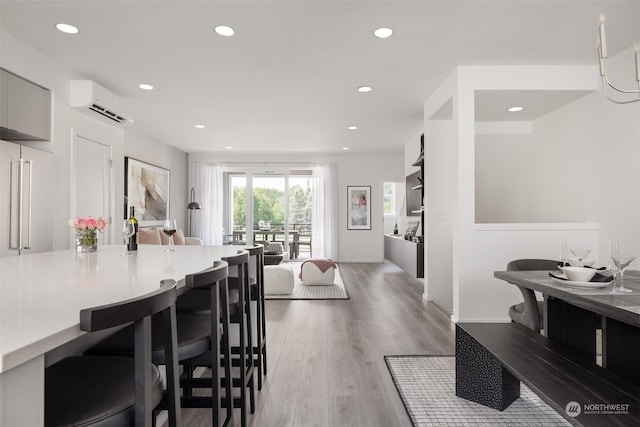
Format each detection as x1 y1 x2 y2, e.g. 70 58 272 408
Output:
45 281 181 427
506 259 560 332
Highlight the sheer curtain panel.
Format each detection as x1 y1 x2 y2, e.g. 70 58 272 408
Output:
312 163 338 260
195 162 224 245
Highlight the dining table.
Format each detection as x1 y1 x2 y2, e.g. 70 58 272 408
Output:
0 244 245 427
233 229 300 258
494 269 640 387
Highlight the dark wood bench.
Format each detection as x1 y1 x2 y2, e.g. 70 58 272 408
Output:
456 322 639 426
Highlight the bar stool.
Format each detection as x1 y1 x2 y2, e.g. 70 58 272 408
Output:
45 281 181 427
247 244 267 390
175 250 256 427
85 263 235 427
222 250 256 427
179 260 235 427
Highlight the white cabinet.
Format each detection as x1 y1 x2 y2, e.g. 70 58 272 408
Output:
0 69 52 141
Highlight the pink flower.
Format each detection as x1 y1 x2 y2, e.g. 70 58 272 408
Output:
95 217 107 230
68 215 108 232
85 216 97 230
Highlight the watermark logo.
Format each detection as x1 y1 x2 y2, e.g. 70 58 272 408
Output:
565 401 581 417
565 401 630 417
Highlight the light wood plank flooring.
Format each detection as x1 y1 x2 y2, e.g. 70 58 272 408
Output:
181 261 455 427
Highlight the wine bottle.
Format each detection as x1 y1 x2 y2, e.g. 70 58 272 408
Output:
127 206 138 252
393 223 398 234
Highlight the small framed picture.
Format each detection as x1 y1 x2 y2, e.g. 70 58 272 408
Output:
125 157 170 226
347 185 371 230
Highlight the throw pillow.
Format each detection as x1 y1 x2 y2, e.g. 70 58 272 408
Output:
138 227 161 245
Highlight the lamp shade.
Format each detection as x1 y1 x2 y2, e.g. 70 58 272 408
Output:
187 188 200 210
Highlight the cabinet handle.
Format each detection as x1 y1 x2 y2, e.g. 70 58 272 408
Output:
8 158 32 251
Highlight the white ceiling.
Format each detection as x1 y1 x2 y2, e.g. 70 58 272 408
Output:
1 1 639 154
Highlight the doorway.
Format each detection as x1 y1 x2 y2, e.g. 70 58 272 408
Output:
73 135 112 244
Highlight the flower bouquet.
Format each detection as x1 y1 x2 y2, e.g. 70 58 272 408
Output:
68 215 108 252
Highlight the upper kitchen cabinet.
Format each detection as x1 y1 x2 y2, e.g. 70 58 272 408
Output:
0 69 52 141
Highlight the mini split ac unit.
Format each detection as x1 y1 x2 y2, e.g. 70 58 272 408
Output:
70 80 134 127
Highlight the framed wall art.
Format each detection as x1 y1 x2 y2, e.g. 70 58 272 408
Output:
125 157 170 226
347 185 371 230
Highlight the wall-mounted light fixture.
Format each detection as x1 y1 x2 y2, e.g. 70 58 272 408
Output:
597 14 640 104
187 187 200 236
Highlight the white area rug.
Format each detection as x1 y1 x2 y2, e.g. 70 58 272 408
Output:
264 262 349 300
385 355 570 427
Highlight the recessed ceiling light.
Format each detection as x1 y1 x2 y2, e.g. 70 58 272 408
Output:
347 126 358 130
55 23 78 34
225 146 233 150
507 106 524 112
373 27 394 39
214 26 235 37
357 86 372 93
194 124 206 129
138 83 154 90
342 147 350 151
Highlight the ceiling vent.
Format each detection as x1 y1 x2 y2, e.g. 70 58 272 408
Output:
70 80 134 127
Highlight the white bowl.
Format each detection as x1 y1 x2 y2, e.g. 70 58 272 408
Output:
560 266 596 282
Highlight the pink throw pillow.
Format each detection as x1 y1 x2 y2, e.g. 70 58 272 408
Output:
173 229 186 245
138 227 161 245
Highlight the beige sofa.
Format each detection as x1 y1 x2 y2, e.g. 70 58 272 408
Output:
138 227 203 246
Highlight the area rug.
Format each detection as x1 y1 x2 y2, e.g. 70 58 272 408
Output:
384 355 570 426
264 262 349 300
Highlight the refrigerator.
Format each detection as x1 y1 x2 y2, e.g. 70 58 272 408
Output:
0 139 54 257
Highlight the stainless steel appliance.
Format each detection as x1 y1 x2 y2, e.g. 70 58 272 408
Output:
0 140 54 256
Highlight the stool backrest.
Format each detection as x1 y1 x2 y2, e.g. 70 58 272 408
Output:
80 280 177 332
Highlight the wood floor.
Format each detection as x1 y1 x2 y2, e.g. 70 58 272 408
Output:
181 261 455 427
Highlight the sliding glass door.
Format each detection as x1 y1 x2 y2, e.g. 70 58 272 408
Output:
226 169 312 260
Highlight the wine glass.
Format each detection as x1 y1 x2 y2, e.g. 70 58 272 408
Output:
163 219 177 252
610 241 635 293
570 248 591 267
120 221 135 256
560 235 569 267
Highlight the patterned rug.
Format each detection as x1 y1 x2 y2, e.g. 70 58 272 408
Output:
264 262 349 300
385 355 570 426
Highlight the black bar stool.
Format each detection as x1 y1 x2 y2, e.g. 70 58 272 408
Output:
247 244 267 389
223 250 256 427
45 281 181 427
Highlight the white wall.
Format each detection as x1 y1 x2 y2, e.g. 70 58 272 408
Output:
1 30 188 247
189 151 404 262
423 120 456 312
423 64 639 322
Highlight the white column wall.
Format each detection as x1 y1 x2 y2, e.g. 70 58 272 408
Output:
424 64 623 322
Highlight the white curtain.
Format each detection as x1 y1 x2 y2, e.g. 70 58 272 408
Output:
195 162 224 245
311 163 338 260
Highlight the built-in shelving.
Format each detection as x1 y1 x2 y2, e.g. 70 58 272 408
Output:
413 134 425 239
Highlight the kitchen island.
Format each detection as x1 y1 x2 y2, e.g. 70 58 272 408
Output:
0 244 243 427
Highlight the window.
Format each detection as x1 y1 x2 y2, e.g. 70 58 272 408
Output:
383 182 396 216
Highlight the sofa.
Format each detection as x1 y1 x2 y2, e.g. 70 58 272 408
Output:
137 227 203 246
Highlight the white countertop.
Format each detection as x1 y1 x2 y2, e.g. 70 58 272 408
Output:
0 244 243 373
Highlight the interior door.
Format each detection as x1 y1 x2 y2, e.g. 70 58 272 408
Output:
74 135 112 244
